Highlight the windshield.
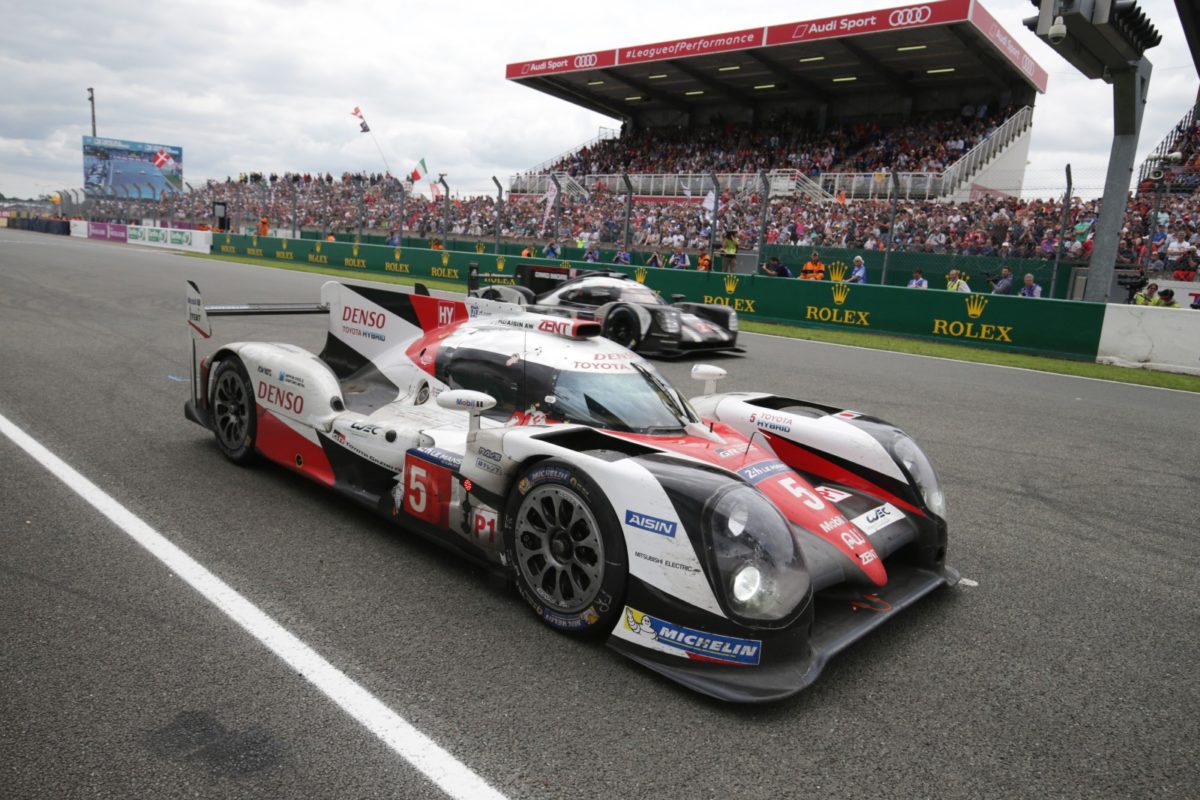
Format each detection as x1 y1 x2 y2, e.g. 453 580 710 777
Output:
618 284 664 305
546 364 697 433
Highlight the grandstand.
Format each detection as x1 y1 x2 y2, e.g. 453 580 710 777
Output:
505 0 1047 203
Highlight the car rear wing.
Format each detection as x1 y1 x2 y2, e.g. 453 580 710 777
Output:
185 280 328 415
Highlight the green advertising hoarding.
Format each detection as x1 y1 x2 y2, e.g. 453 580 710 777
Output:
214 234 1103 359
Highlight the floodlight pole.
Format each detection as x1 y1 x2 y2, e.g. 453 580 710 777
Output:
291 182 298 239
438 174 450 237
397 182 406 241
707 171 720 266
492 175 503 255
87 88 96 137
881 170 901 285
1052 164 1072 298
756 171 770 270
621 173 633 254
1145 179 1164 267
548 172 562 242
1084 58 1152 302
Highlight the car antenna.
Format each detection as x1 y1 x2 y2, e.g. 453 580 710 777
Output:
745 428 757 455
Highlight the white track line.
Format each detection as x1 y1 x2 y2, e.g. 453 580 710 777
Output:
0 410 508 800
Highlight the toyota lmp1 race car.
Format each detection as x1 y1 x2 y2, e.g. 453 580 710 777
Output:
469 267 741 357
184 278 957 702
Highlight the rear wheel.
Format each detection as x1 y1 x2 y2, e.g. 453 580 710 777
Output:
504 460 626 635
603 305 641 350
211 358 257 465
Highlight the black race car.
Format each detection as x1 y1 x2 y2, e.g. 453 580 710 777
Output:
470 266 742 357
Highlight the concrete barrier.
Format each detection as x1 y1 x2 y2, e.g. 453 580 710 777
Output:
1097 303 1200 375
126 225 212 253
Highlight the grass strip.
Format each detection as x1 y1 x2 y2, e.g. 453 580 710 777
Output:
186 252 1200 393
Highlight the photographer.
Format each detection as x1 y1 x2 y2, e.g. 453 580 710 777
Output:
987 266 1014 295
721 230 739 274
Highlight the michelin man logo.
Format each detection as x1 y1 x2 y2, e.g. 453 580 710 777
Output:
625 608 658 640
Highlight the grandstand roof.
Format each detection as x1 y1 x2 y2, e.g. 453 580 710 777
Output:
505 0 1048 122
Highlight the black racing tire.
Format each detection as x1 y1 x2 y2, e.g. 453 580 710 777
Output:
504 459 627 637
210 358 257 465
602 305 641 350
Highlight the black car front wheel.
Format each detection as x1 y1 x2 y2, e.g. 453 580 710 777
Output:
603 305 641 350
505 459 627 636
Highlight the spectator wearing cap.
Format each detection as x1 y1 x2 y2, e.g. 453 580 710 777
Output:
1017 273 1043 298
801 250 825 280
907 269 928 288
848 255 867 284
612 246 632 265
1152 288 1180 307
668 247 691 269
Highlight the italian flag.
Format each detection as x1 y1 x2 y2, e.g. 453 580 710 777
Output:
409 158 427 182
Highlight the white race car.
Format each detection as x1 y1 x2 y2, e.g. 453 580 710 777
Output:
184 279 957 702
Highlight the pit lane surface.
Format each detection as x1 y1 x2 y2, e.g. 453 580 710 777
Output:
1 228 1195 799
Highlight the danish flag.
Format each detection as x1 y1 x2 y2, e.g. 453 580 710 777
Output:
153 149 171 168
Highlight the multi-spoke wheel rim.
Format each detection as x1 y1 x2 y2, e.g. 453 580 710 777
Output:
514 485 604 613
607 313 636 347
213 369 250 449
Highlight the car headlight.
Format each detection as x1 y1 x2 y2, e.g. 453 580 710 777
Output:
703 485 809 624
657 308 681 334
890 435 946 519
727 311 738 332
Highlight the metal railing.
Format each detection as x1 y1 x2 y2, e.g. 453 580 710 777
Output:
1137 101 1197 186
508 107 1034 203
521 127 620 176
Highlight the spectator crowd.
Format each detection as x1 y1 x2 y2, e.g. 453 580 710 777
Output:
72 107 1199 280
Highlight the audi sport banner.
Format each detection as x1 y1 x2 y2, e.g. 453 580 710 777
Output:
764 0 969 46
968 0 1049 92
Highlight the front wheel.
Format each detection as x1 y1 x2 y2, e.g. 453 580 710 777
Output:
603 305 641 350
504 459 627 636
210 357 257 465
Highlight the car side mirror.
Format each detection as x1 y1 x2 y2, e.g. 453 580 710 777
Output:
691 364 727 395
436 389 497 435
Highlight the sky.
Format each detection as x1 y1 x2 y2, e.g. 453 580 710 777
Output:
0 0 1194 200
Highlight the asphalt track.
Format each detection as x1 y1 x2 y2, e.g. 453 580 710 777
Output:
1 227 1196 799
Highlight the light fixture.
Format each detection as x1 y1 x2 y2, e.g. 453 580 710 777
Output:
586 80 604 86
648 73 668 79
718 65 740 72
832 76 857 82
926 67 956 74
685 90 705 96
799 55 825 63
624 95 642 101
896 44 927 52
753 83 776 90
